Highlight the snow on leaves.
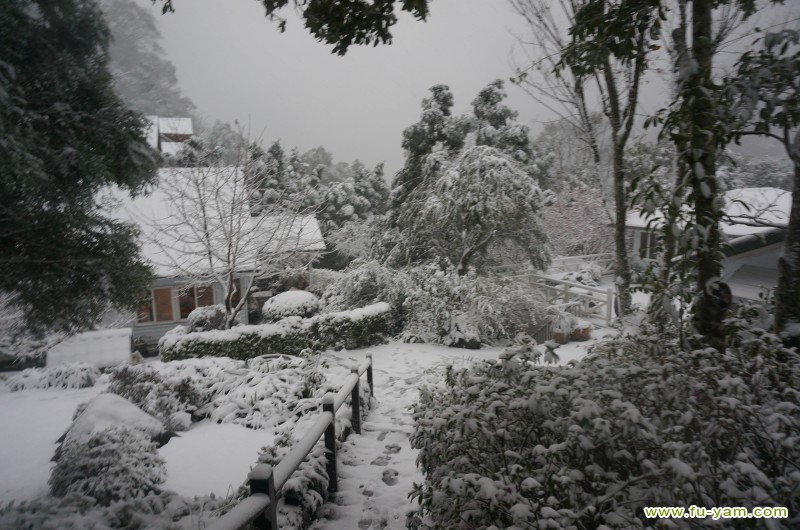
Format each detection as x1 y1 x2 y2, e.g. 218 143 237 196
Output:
409 322 800 529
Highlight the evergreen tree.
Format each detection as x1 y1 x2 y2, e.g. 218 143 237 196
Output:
101 0 194 116
0 0 159 332
381 80 551 274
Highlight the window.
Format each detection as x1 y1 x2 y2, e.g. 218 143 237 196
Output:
639 230 658 260
137 284 216 324
154 288 174 322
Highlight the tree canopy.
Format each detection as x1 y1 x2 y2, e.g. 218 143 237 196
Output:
0 0 159 332
154 0 431 55
380 81 552 274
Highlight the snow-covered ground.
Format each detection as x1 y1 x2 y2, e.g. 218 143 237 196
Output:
0 330 612 525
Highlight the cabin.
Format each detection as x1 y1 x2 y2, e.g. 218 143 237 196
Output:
145 116 194 154
111 167 325 354
626 187 791 301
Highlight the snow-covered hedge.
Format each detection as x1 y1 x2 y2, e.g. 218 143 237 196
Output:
409 321 800 529
262 290 321 322
158 302 392 361
7 362 100 391
50 426 166 506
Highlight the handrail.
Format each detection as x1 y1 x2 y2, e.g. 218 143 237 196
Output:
208 353 374 530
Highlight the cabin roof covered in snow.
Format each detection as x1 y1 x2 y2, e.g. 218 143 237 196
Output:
109 167 324 277
626 187 791 239
726 264 778 301
157 117 193 136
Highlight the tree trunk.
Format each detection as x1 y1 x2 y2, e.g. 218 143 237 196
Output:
774 163 800 349
613 143 632 315
602 60 632 315
686 0 724 350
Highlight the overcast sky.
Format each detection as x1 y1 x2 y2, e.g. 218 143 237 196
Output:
149 0 797 176
147 0 564 175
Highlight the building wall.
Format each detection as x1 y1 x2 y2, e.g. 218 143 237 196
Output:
132 274 252 354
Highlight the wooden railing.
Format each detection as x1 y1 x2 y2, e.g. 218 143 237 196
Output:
207 354 374 530
548 253 614 275
508 272 615 324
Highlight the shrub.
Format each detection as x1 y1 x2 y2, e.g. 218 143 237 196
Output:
108 364 204 432
307 268 344 297
262 290 321 322
186 304 227 332
409 323 800 529
159 303 392 361
7 363 100 391
0 488 232 529
322 260 402 312
198 353 327 429
49 426 166 506
322 261 550 347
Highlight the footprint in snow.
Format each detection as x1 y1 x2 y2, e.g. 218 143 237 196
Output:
377 431 388 441
370 455 391 466
381 468 399 486
383 443 402 454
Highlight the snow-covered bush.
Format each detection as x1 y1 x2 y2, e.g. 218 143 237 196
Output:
108 364 204 431
0 487 230 528
187 304 227 332
306 268 344 297
409 323 800 529
50 426 166 506
107 355 327 431
159 303 392 361
262 290 321 322
322 259 402 314
7 362 100 391
55 393 169 463
198 354 326 429
323 261 550 347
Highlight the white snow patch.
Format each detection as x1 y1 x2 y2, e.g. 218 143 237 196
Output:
159 420 273 498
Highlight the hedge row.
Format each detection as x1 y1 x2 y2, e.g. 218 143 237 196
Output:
159 303 392 361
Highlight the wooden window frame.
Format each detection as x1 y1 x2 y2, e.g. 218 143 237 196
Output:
136 284 216 326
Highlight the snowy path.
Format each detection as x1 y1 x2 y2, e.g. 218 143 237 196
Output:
314 343 504 529
315 333 615 529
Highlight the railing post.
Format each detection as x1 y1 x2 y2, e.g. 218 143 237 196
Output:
322 394 338 493
366 353 374 397
350 367 361 435
248 464 278 530
606 287 614 323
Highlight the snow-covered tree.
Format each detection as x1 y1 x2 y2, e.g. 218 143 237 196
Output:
353 161 390 217
146 157 317 329
381 81 551 274
101 0 194 116
430 146 551 274
543 187 614 257
725 28 800 346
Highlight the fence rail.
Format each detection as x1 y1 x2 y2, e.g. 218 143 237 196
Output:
208 354 374 530
548 253 614 275
506 272 615 324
